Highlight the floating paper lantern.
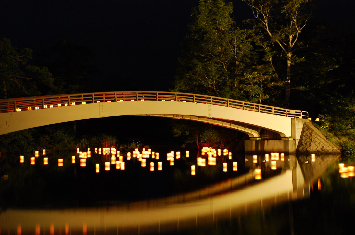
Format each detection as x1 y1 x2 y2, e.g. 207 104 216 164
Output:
35 151 39 158
42 149 46 155
218 149 222 156
99 148 101 155
176 151 180 159
35 106 39 110
58 159 63 167
119 156 123 162
80 159 86 167
116 161 121 169
105 162 110 171
271 161 277 170
208 157 216 165
77 148 80 153
228 152 232 160
191 165 196 175
186 151 189 158
233 162 238 171
156 152 159 159
20 155 24 163
280 153 285 161
255 168 262 180
223 162 227 172
265 154 269 162
43 157 48 165
311 153 316 162
127 152 131 160
170 160 174 166
121 162 125 170
31 157 35 165
271 153 279 160
141 159 146 167
96 164 100 173
223 149 228 156
150 162 154 171
253 155 258 163
197 157 206 167
111 156 116 164
158 162 162 171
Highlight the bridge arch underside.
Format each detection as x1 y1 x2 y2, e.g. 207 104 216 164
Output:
0 101 291 138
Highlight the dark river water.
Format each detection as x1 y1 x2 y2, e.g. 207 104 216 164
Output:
0 148 348 235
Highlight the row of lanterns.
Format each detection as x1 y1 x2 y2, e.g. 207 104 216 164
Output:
339 163 355 178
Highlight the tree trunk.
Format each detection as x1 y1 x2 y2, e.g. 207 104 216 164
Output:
286 52 292 107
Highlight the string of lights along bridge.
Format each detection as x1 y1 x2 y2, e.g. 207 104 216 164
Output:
16 147 305 180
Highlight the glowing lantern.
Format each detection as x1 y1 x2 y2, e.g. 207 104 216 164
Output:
16 108 21 112
255 168 262 180
105 162 110 171
208 157 216 165
121 162 125 170
31 157 35 165
339 163 345 170
156 152 159 159
176 151 181 159
233 162 238 171
49 105 53 108
99 148 101 155
43 105 48 109
218 149 221 156
158 162 162 171
58 104 61 107
116 161 121 169
82 101 86 105
111 156 116 164
43 149 46 155
119 156 123 162
80 159 86 167
228 152 232 160
35 106 39 110
348 166 355 177
223 162 227 172
186 151 189 158
280 153 285 161
271 161 277 170
191 165 196 175
96 164 100 173
43 157 48 165
223 149 228 156
20 155 24 163
35 151 39 158
197 157 206 167
58 159 63 167
253 155 258 163
311 153 316 162
77 148 80 153
265 154 269 162
28 106 32 110
141 159 146 167
318 178 321 190
127 152 131 160
95 148 97 153
150 162 154 171
271 153 279 160
170 160 174 166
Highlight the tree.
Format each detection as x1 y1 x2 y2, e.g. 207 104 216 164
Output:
0 38 54 98
241 0 312 107
174 0 276 102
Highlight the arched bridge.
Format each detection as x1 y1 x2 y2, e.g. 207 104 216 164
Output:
0 91 306 139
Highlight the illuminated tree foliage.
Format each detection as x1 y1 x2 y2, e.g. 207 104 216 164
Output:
241 0 312 106
174 0 278 103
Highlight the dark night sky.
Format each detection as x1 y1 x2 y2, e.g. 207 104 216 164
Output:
1 0 354 92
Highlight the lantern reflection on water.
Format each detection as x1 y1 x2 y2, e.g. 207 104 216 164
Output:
105 162 110 171
348 166 354 177
43 149 46 155
111 156 116 164
197 157 206 167
223 162 227 172
127 152 131 160
233 162 238 171
20 155 24 163
58 159 63 167
228 152 232 160
255 168 262 180
191 165 196 175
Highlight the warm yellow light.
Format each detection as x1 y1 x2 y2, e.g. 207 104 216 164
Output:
191 165 196 175
265 154 269 162
280 153 285 161
43 149 46 155
158 162 162 170
31 157 35 165
43 157 48 165
57 104 61 107
197 157 206 167
43 105 48 109
20 155 24 163
233 162 238 171
35 106 40 110
341 172 349 178
156 152 159 159
271 153 279 160
127 152 131 160
339 163 345 170
49 105 53 108
208 157 216 165
28 106 32 110
218 149 221 156
176 151 180 159
311 153 316 162
223 162 227 172
96 164 100 173
150 162 154 171
58 159 63 167
271 161 277 170
77 148 80 153
105 162 110 171
255 168 262 180
80 158 86 167
50 224 54 235
223 149 228 156
170 160 174 166
35 151 39 158
99 148 101 155
228 152 232 160
111 156 116 164
121 162 125 170
186 151 189 158
141 159 146 167
318 178 321 190
253 155 258 163
82 101 86 104
116 161 121 169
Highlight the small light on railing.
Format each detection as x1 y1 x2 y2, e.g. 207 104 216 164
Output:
105 162 110 171
20 155 24 163
58 159 63 167
57 104 61 107
31 157 35 165
43 105 48 109
96 164 100 173
16 108 21 112
107 101 111 103
233 162 238 171
223 162 227 172
82 102 86 104
28 107 32 110
141 99 144 101
71 102 75 106
158 162 162 170
43 157 48 165
49 105 53 108
35 106 40 110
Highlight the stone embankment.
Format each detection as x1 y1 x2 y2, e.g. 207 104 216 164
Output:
296 120 340 154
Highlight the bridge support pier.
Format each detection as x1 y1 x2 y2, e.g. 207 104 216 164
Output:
244 139 296 154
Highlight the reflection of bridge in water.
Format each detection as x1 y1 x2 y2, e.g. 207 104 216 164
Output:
0 154 339 235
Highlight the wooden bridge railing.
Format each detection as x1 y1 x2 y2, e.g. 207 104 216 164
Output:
0 91 307 118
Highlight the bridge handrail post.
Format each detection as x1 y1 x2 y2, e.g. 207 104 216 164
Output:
42 98 45 109
68 96 71 106
175 93 177 101
227 99 229 107
114 92 117 102
193 95 195 103
13 100 16 112
156 92 159 101
242 102 245 110
272 107 274 115
92 94 95 103
136 92 138 101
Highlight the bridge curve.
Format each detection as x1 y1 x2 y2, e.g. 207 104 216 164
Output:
0 91 305 137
